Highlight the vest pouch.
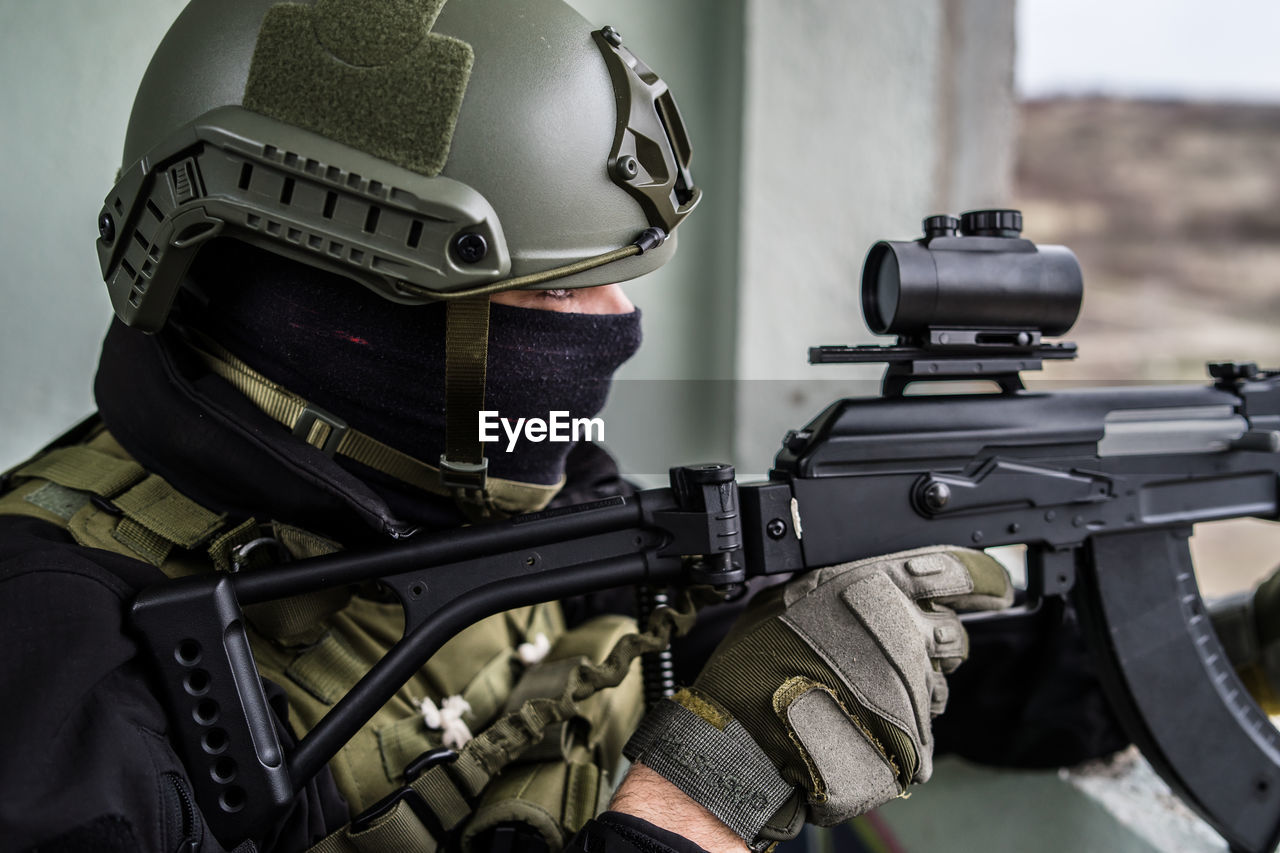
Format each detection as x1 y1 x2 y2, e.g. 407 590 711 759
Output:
460 748 610 853
453 614 647 851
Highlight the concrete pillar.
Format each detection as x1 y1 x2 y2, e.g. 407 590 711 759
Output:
932 0 1019 213
732 0 1018 472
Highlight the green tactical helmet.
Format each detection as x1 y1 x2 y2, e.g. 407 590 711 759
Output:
97 0 701 332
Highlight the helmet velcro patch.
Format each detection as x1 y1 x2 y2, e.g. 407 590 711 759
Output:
244 0 473 177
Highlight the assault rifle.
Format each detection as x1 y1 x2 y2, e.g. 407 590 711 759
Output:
132 210 1280 853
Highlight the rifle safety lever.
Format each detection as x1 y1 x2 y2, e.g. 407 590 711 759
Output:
914 459 1111 518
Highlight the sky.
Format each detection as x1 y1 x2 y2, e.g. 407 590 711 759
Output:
1018 0 1280 102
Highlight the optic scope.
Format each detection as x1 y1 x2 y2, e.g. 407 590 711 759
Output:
811 211 1083 395
861 209 1083 341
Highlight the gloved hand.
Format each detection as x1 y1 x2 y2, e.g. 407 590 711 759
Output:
1210 564 1280 715
623 545 1014 849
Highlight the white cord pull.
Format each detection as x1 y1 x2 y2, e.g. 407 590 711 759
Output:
417 694 474 749
517 632 552 665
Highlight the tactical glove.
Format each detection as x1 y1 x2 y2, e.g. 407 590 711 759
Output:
1211 564 1280 715
624 545 1014 849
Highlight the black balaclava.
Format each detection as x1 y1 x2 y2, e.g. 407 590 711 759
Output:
182 239 642 489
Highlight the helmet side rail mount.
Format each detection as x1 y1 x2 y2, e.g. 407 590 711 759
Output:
594 25 701 235
97 107 512 332
95 107 672 334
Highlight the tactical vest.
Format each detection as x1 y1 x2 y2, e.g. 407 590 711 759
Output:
0 422 667 851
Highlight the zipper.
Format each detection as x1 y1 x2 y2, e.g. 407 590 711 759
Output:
164 772 201 853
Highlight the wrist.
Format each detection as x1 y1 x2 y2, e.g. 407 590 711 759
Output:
610 763 749 853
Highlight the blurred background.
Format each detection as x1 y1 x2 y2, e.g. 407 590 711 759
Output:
1 1 1278 850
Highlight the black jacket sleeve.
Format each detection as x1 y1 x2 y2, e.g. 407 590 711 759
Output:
0 518 228 852
0 518 344 853
567 812 710 853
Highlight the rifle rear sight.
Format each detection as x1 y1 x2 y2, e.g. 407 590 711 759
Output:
811 209 1083 395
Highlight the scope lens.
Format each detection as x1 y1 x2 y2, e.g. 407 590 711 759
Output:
862 247 899 333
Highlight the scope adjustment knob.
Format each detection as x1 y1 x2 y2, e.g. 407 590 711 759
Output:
922 214 960 239
959 209 1023 238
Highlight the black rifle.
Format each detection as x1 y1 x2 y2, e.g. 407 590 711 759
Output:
132 210 1280 853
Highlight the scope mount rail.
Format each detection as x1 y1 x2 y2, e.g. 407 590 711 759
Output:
811 335 1079 395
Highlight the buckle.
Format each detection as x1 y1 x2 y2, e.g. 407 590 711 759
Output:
350 747 459 835
292 403 349 456
439 455 488 491
228 536 290 573
471 822 551 853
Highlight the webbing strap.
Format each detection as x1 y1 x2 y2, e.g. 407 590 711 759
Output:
113 474 226 548
306 592 706 853
249 587 353 646
115 519 179 567
306 798 438 853
11 443 225 566
456 596 699 782
190 335 445 490
206 519 349 643
16 446 145 497
287 632 370 706
187 332 563 516
442 298 490 500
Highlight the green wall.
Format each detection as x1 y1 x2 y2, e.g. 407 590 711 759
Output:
0 1 188 466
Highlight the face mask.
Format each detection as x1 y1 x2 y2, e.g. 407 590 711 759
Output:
187 240 641 497
479 302 641 482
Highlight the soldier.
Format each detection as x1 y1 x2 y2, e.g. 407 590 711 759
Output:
13 1 1274 852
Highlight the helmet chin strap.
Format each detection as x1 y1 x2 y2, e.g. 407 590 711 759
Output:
180 321 564 521
441 297 496 517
